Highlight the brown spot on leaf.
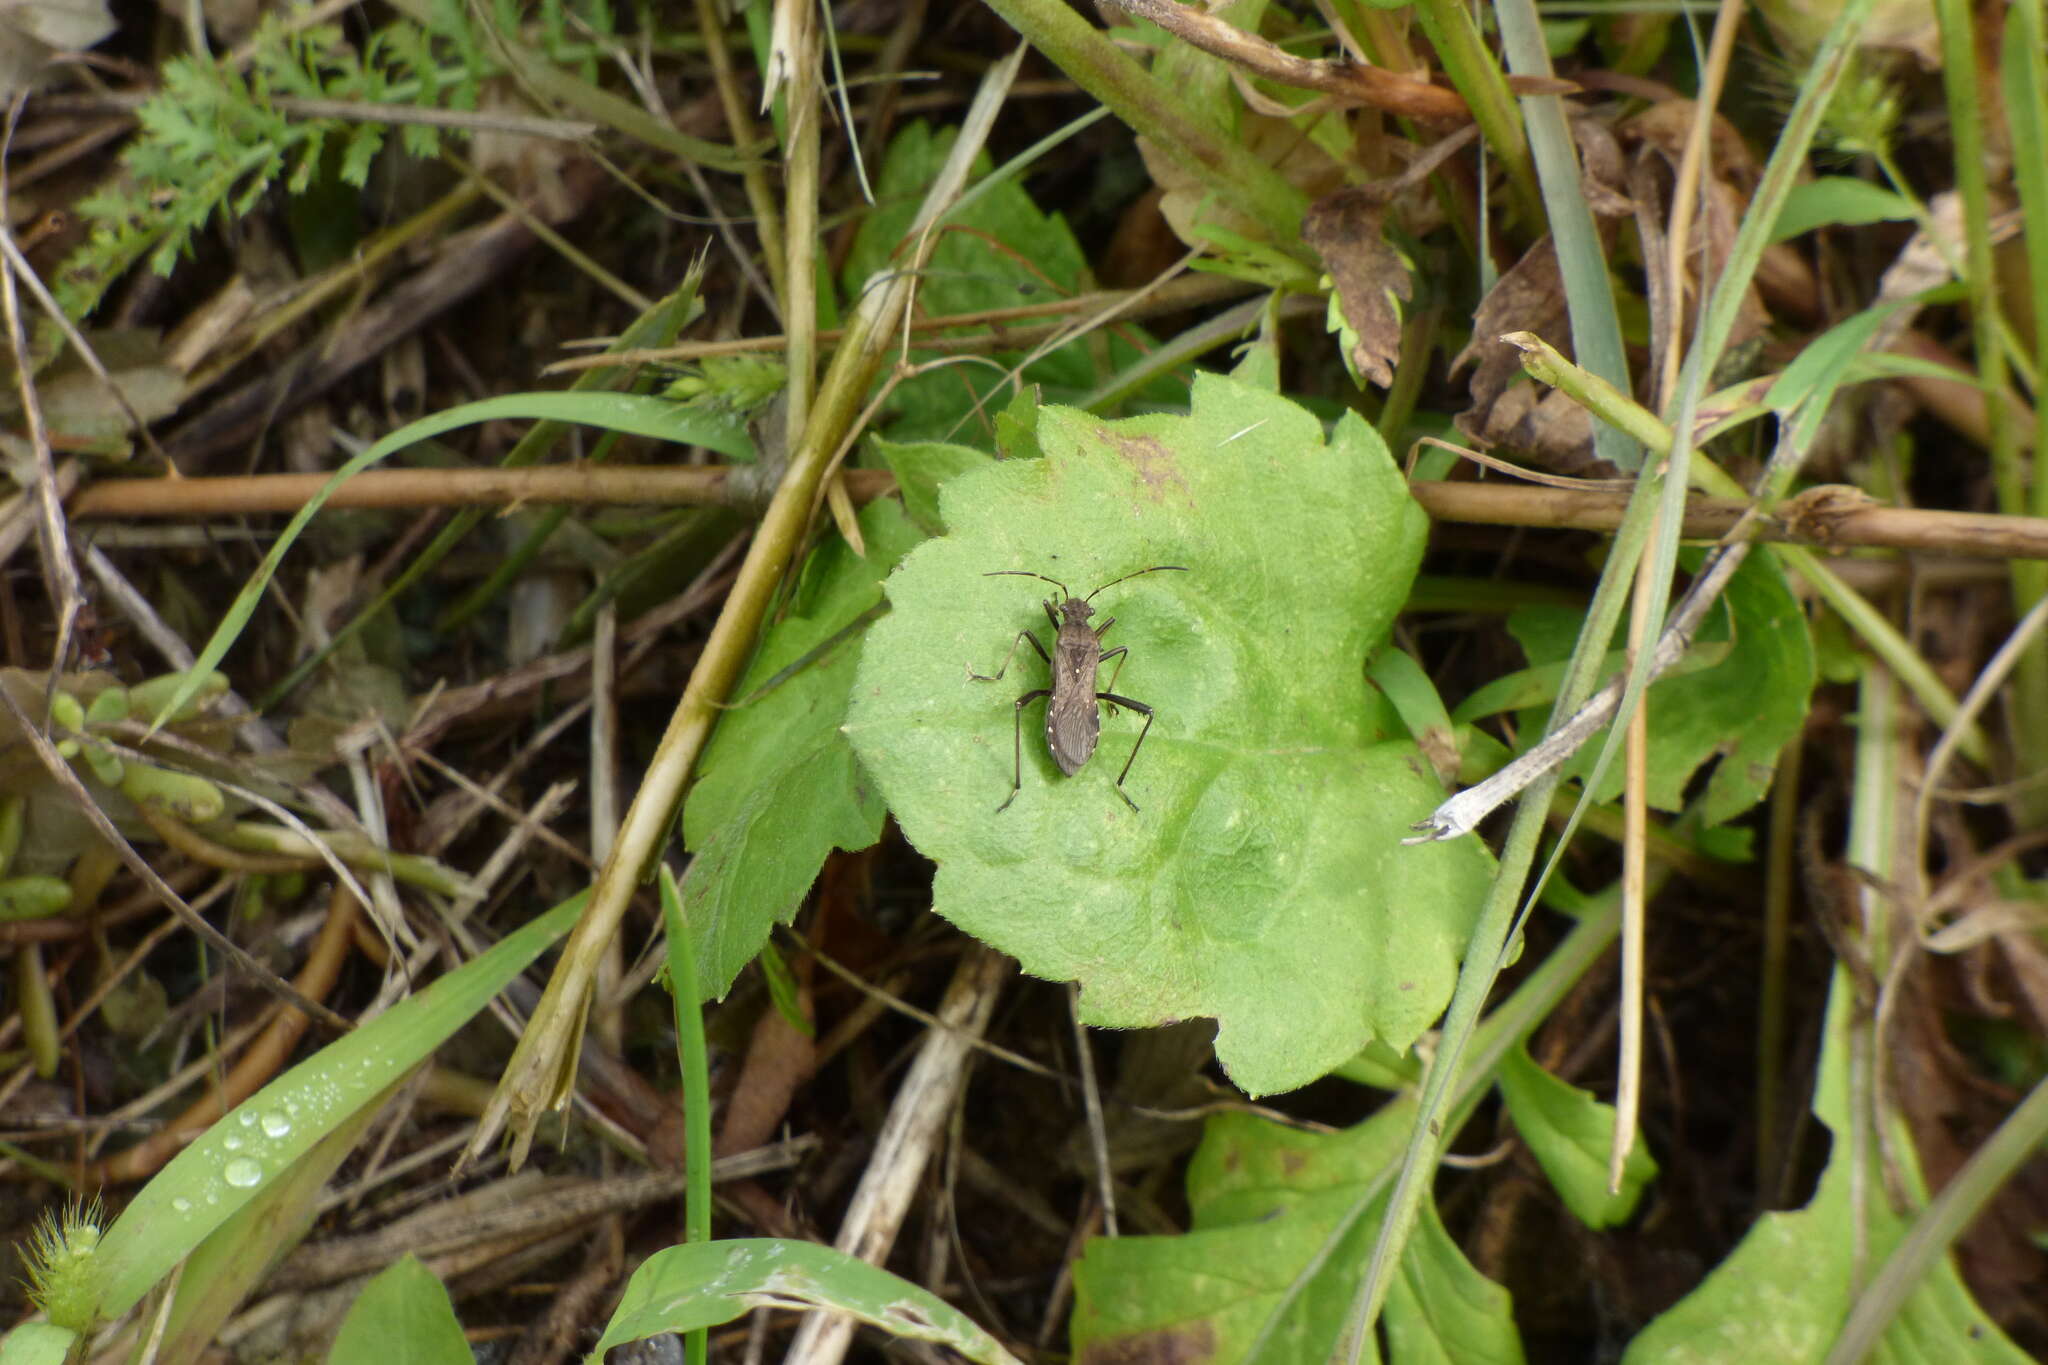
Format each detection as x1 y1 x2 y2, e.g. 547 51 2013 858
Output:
1079 1322 1219 1365
1107 432 1193 505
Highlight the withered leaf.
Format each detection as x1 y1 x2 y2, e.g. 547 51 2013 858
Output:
1450 237 1611 473
1449 121 1635 476
1302 184 1411 389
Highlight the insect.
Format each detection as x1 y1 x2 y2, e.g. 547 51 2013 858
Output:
968 565 1187 812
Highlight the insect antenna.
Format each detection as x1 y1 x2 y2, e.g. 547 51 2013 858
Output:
985 570 1072 597
1084 565 1189 601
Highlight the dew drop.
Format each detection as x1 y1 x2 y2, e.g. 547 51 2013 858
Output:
170 1198 191 1214
260 1111 292 1139
222 1135 242 1152
222 1158 263 1188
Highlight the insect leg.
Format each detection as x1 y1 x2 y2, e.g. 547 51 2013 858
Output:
999 689 1052 812
1097 646 1130 712
968 629 1050 683
1099 691 1155 812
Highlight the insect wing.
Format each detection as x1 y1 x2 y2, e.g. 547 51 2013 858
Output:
1046 633 1102 774
1045 689 1101 774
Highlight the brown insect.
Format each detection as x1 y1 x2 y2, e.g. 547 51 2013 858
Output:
968 566 1186 812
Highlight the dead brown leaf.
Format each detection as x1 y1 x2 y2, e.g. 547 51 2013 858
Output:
1450 119 1633 474
1622 100 1771 377
1302 183 1410 389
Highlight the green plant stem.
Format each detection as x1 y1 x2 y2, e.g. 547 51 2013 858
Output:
1343 463 1667 1355
1824 1071 2048 1363
1504 332 1692 462
1937 0 2048 805
2011 0 2048 429
781 2 822 451
1346 19 1893 1303
1492 0 1635 470
1408 0 1541 226
1779 546 1985 767
696 0 786 303
212 823 473 896
474 51 1029 1166
976 0 1308 248
1259 854 1637 1363
1334 768 1562 1360
1076 297 1265 413
260 295 699 704
1756 733 1802 1198
1509 334 1987 767
658 866 714 1365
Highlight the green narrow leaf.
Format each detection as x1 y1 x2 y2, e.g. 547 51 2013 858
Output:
1762 299 1910 450
154 392 752 728
591 1240 1021 1364
1496 1046 1656 1229
157 1085 396 1360
1367 647 1456 747
1768 176 1917 242
92 891 586 1317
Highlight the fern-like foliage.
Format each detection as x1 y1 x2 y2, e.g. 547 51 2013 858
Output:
57 0 502 320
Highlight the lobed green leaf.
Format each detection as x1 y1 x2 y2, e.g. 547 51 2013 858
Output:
846 374 1491 1095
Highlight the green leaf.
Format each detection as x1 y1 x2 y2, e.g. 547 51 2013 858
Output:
1496 1045 1657 1229
1074 1105 1523 1364
158 1088 394 1361
1763 299 1910 450
591 1239 1021 1364
845 123 1171 442
1369 647 1455 750
91 891 586 1319
683 500 925 999
1768 176 1916 243
870 436 995 534
1454 645 1727 724
844 375 1491 1096
1385 1197 1526 1365
329 1257 472 1365
155 392 752 728
0 1323 75 1365
0 878 72 921
994 383 1044 460
1508 550 1815 826
1622 974 2032 1364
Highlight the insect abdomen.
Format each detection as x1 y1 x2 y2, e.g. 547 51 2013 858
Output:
1046 698 1100 774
